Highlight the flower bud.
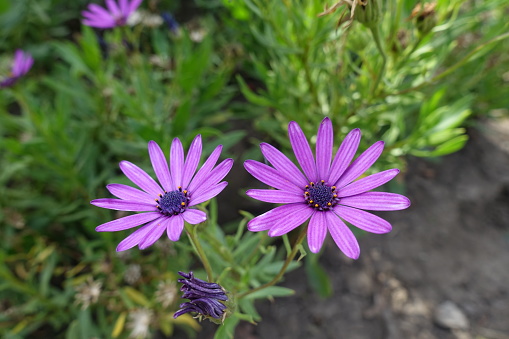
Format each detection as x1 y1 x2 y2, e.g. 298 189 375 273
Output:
410 2 437 36
173 271 235 324
354 0 381 28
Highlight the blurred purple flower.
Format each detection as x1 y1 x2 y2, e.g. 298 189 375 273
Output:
173 271 228 320
91 137 233 251
245 118 410 259
82 0 143 29
161 12 180 34
0 50 33 88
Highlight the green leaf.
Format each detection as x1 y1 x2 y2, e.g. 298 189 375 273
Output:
305 255 333 298
243 286 295 300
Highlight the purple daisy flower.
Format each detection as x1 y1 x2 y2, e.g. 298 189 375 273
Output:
244 118 410 259
173 271 229 320
91 137 233 251
1 50 34 88
82 0 142 29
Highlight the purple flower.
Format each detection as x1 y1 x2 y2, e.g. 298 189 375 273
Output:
173 271 229 320
0 50 33 88
244 118 410 259
91 137 233 251
82 0 142 29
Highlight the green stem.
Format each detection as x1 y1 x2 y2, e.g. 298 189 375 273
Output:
237 225 308 299
369 25 387 96
382 31 509 98
185 223 214 281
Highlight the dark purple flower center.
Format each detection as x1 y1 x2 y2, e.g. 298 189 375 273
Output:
156 187 189 216
115 16 127 26
304 180 339 211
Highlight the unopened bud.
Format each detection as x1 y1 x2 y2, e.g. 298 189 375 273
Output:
410 2 437 35
354 0 381 28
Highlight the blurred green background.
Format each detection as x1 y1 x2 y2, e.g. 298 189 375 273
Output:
1 0 508 338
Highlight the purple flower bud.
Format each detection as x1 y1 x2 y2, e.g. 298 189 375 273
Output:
173 271 230 321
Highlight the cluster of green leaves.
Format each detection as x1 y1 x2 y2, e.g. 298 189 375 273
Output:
229 0 509 171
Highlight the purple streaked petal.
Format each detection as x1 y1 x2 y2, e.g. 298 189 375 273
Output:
182 209 207 224
192 159 233 196
267 207 314 237
119 160 163 197
105 0 121 16
260 143 308 188
12 50 24 75
188 145 222 193
95 212 161 232
127 0 143 15
82 10 114 23
21 54 34 75
182 135 202 188
316 117 333 181
335 141 384 189
91 198 156 211
307 211 327 253
327 128 361 184
325 212 360 259
106 183 154 204
165 215 185 241
339 192 411 211
119 0 129 15
244 160 303 195
334 205 392 234
246 189 303 204
170 138 185 189
139 221 166 249
288 121 318 182
82 19 116 29
116 223 153 251
148 140 172 192
337 169 400 197
247 203 309 232
189 182 228 207
87 4 113 17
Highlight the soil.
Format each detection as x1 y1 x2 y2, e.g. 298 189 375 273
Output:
192 120 509 339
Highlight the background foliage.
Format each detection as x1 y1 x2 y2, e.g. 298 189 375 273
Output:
1 0 508 338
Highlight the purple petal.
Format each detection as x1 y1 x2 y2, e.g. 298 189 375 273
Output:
247 203 310 232
335 141 384 189
288 121 317 182
139 222 166 249
192 159 233 196
127 0 143 15
170 138 185 189
119 160 163 197
148 140 172 192
327 128 361 185
260 143 308 188
267 207 314 237
337 169 400 198
316 118 333 181
182 209 207 224
334 205 392 234
307 211 327 253
244 160 303 195
188 145 222 193
21 54 34 75
87 4 113 18
12 50 24 75
91 198 156 212
82 18 116 29
189 182 228 207
96 212 161 232
246 189 303 204
105 0 121 16
339 192 411 211
325 212 360 259
182 135 202 188
119 0 129 15
106 183 154 204
116 222 153 251
165 215 185 241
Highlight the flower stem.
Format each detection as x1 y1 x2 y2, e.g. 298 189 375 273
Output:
369 25 387 96
237 225 308 299
185 223 214 281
